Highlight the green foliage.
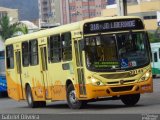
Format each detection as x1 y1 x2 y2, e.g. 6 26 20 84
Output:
148 30 160 43
0 15 28 41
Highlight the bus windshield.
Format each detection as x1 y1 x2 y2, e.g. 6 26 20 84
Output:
84 32 150 71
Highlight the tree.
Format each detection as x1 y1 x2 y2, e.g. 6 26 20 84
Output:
0 15 28 41
148 32 160 43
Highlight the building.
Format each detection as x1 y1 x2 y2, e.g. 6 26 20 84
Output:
61 0 106 24
103 0 160 31
40 0 107 25
0 7 18 23
0 0 39 26
39 0 61 25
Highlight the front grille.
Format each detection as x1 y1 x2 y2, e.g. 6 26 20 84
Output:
107 79 135 85
107 81 119 84
123 80 135 83
101 73 136 79
111 86 133 92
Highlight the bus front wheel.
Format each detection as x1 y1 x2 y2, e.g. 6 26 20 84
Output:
67 84 83 109
26 86 46 108
120 94 140 106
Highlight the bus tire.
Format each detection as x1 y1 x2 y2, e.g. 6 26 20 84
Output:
120 94 140 106
38 101 46 107
26 86 46 108
81 101 88 108
152 75 156 78
67 84 82 109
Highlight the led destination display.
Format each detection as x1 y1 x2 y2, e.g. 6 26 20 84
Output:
83 18 144 34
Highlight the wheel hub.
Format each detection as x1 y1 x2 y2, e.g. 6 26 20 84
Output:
69 90 77 104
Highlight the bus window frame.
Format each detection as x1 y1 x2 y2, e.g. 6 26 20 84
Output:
6 45 14 69
29 39 39 66
22 41 30 67
154 52 158 62
48 34 61 63
83 31 151 72
159 48 160 59
61 32 72 62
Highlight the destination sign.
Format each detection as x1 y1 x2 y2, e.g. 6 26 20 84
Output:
83 18 144 34
94 61 119 68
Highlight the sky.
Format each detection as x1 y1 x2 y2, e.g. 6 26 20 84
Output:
0 0 39 21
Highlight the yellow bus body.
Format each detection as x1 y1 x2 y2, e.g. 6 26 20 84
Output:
5 16 153 108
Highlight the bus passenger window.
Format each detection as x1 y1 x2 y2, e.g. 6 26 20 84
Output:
6 45 14 69
22 42 29 67
61 32 72 61
49 35 61 62
154 52 158 62
29 40 38 65
159 48 160 59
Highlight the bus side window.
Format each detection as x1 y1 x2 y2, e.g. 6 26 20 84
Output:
6 45 14 69
0 51 4 56
22 42 29 67
49 35 61 63
29 40 38 65
159 48 160 59
61 32 72 61
154 52 158 62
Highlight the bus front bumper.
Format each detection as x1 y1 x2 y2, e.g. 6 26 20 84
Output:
77 77 153 100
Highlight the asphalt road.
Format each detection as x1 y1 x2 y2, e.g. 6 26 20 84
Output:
0 78 159 115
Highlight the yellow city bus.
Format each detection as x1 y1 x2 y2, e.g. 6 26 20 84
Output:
5 16 153 109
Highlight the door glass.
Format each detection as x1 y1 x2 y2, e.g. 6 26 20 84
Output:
40 47 48 71
16 51 21 74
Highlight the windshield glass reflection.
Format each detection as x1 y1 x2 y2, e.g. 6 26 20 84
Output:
85 32 149 71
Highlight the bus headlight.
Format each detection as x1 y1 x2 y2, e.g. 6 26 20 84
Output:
91 77 104 86
140 70 151 81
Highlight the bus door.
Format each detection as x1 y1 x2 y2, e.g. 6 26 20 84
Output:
74 39 86 97
15 50 24 99
39 45 51 99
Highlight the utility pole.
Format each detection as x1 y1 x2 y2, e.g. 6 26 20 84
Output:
38 0 42 28
116 0 127 16
88 0 90 18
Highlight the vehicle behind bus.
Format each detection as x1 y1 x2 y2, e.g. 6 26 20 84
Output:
5 16 153 109
0 51 7 96
151 42 160 77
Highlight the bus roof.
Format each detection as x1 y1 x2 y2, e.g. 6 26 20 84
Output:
151 42 160 47
5 16 142 45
